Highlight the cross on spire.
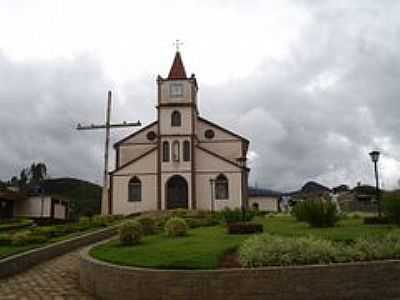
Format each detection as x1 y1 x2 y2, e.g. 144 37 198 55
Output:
173 39 183 51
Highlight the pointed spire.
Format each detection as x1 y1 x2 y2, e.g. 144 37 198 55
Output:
168 51 187 80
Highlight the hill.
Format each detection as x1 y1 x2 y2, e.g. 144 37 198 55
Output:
41 178 102 219
248 187 281 197
301 181 331 193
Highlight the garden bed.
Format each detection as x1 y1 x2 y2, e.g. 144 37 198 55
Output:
90 215 400 269
0 215 124 259
81 245 400 300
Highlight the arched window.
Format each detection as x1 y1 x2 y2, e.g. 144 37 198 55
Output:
128 177 141 202
172 140 180 161
215 174 229 200
163 141 170 162
171 111 181 127
183 140 190 161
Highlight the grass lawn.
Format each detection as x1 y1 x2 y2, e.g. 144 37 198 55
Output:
91 215 400 269
91 225 248 269
264 215 400 242
0 245 38 259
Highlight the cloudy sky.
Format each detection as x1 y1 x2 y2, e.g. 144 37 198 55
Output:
1 0 400 191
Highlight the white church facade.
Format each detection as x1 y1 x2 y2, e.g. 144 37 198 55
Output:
107 52 250 215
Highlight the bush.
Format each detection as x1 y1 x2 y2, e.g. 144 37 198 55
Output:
363 216 390 225
220 207 256 224
79 216 91 224
383 191 400 225
350 234 400 261
227 222 263 234
164 217 188 237
91 215 109 227
0 234 12 245
185 217 220 228
239 234 341 267
11 232 48 246
119 221 143 246
137 217 156 235
171 209 188 218
292 200 339 227
31 226 64 238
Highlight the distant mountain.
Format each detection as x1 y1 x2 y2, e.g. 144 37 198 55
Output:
301 181 331 193
248 187 282 197
40 178 102 218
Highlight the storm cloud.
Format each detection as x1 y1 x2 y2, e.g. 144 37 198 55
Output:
1 0 400 191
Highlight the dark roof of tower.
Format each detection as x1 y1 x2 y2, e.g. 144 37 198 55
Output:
168 51 187 80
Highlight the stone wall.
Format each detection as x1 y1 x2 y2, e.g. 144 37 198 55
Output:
0 226 117 278
80 247 400 300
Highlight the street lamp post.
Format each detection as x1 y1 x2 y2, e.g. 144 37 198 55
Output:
209 178 215 212
369 150 381 218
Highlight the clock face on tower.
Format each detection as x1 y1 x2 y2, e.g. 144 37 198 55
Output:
170 83 184 98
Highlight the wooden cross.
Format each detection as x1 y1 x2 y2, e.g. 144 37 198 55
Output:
173 39 183 51
76 91 141 214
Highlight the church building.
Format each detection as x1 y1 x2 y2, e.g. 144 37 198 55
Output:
108 51 250 215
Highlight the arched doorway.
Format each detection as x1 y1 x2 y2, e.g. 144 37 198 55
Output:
166 175 188 209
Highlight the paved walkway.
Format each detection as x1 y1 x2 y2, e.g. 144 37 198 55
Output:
0 249 93 299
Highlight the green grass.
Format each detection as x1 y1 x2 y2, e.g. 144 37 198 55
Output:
0 219 33 232
91 215 400 269
0 245 38 259
0 221 121 259
91 225 248 269
264 215 400 242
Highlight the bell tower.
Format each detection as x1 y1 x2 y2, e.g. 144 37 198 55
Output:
156 50 198 210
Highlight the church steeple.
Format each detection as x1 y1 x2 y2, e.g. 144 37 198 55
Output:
168 51 187 80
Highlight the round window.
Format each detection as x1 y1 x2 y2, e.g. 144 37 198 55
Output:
147 131 157 141
204 129 215 139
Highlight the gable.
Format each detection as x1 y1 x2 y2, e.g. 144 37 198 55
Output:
112 147 157 175
114 121 158 147
195 146 244 172
197 117 249 143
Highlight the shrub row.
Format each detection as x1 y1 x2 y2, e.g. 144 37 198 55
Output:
0 214 125 247
119 217 190 245
383 191 400 225
220 207 257 224
239 233 400 267
227 222 263 235
0 219 33 232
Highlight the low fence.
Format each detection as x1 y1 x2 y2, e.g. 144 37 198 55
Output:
80 246 400 300
0 226 118 278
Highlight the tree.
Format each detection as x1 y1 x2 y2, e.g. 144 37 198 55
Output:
19 169 29 189
29 162 47 185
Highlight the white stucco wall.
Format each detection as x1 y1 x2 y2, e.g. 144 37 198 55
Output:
53 202 67 219
248 196 279 212
161 136 192 173
159 80 192 105
119 122 157 144
14 196 51 218
119 144 156 166
112 149 158 215
198 141 242 162
159 107 193 135
195 147 243 211
197 118 243 142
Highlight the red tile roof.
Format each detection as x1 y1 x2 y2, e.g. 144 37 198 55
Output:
168 51 187 80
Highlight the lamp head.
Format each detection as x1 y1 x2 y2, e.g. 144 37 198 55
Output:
369 150 380 163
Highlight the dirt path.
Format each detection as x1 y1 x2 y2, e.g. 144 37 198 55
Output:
0 249 93 299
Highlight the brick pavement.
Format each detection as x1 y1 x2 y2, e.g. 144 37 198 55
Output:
0 249 93 299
